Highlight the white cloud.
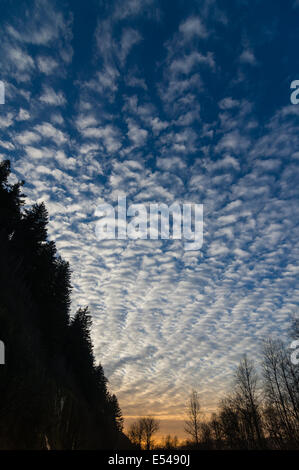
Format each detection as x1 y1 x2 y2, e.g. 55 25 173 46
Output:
55 150 77 170
15 131 41 146
35 122 67 145
170 51 215 75
150 117 169 134
7 46 35 71
39 86 66 106
0 112 14 128
37 56 59 74
81 124 122 153
0 140 15 150
127 74 148 90
24 146 54 160
219 97 240 110
127 119 148 146
119 28 142 64
6 0 72 46
16 108 30 121
179 16 208 39
240 49 257 65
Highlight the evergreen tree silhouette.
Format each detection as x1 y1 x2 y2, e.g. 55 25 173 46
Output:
0 160 127 449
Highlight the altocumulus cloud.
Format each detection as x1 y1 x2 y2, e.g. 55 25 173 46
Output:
0 0 298 437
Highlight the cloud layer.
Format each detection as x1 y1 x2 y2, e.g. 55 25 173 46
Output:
0 0 298 439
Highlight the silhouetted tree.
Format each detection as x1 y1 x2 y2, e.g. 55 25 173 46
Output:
108 394 124 432
0 160 125 450
128 417 159 450
262 339 299 449
128 420 145 449
140 417 160 450
162 434 179 449
234 355 264 448
184 390 201 447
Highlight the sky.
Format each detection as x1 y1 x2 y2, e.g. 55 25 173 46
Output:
0 0 299 440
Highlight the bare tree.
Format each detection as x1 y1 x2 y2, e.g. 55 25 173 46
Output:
184 390 201 446
262 339 299 448
128 420 145 449
210 412 223 449
218 395 243 449
140 417 160 450
162 434 178 449
234 355 264 448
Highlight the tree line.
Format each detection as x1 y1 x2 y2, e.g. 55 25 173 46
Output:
131 333 299 450
198 336 299 450
0 160 126 449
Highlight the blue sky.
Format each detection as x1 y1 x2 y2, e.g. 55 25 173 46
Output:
1 0 299 438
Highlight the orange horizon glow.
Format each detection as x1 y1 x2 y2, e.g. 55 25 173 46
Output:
123 408 218 442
